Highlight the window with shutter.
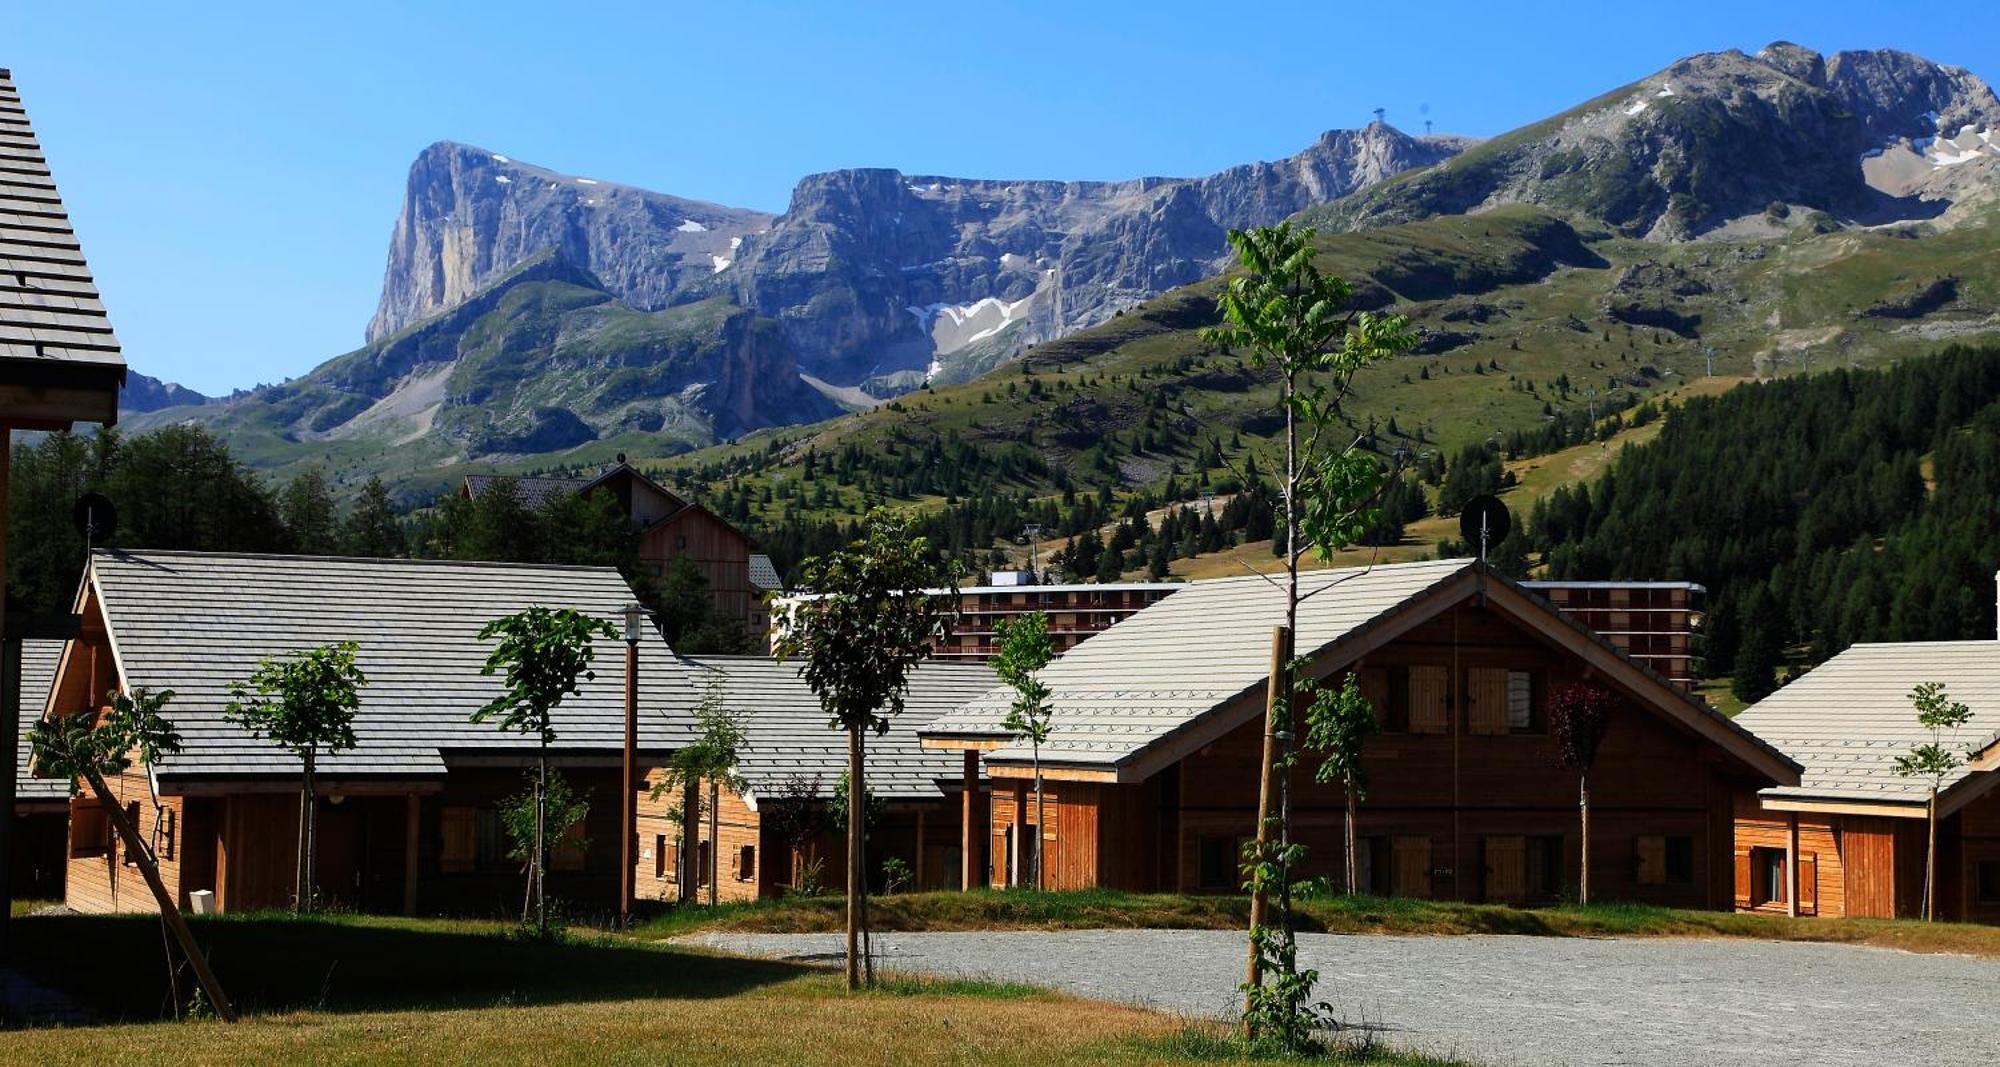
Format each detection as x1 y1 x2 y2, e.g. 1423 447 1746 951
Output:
69 798 111 857
654 834 668 879
1732 848 1753 909
1408 666 1450 735
440 807 476 873
1635 835 1667 885
737 844 756 882
1798 852 1818 916
1467 668 1509 735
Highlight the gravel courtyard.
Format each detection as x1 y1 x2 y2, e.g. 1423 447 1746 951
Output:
694 929 1997 1066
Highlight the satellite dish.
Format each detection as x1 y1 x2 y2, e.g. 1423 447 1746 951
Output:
1458 495 1510 560
72 493 117 544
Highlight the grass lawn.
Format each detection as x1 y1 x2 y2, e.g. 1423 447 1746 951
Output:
639 887 2000 958
0 911 1460 1065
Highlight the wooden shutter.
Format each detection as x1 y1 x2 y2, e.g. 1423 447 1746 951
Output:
1392 835 1432 898
1358 668 1389 724
1798 852 1818 916
441 807 476 873
1732 848 1752 910
1485 835 1526 902
1466 668 1509 736
1408 666 1450 735
654 834 668 879
1636 835 1666 886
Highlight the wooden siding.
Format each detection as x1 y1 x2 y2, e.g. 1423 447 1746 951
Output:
1732 798 1844 917
639 508 760 633
64 761 189 914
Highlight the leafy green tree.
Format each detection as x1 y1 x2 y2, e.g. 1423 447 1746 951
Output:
32 689 234 1021
994 611 1055 889
225 642 366 913
656 555 751 654
341 476 407 558
500 768 590 921
279 468 340 555
1548 682 1616 904
655 681 748 906
1302 670 1376 895
1894 682 1976 921
108 425 287 553
473 606 616 938
1201 221 1414 1046
774 510 957 989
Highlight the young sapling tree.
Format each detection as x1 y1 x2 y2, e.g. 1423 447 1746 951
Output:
473 606 615 938
774 510 956 989
994 610 1055 889
1894 681 1976 922
1547 682 1617 904
225 641 365 913
1302 670 1377 895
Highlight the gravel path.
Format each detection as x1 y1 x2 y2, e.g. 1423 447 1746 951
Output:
694 929 1997 1066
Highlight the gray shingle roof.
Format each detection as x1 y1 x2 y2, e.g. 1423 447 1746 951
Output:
15 638 65 804
1735 641 2000 806
747 554 782 593
89 550 696 781
462 474 590 509
924 559 1474 768
0 69 125 375
682 655 997 801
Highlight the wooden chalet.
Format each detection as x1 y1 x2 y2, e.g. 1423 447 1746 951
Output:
1732 640 2000 922
922 559 1799 907
9 640 64 900
463 462 777 634
40 550 692 917
635 655 997 903
0 67 129 941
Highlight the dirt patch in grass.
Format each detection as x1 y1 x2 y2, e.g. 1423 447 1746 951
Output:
644 889 2000 958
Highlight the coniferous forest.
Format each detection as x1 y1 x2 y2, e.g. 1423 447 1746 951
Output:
1526 343 2000 700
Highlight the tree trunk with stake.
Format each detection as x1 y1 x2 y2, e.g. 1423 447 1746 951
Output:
1578 770 1591 905
845 723 865 990
1031 738 1044 889
1925 785 1938 921
535 745 548 938
84 767 235 1021
680 777 699 904
708 777 720 908
295 745 316 913
1343 779 1359 896
1242 623 1291 1029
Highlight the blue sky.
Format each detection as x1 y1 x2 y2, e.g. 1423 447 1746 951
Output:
12 1 1997 395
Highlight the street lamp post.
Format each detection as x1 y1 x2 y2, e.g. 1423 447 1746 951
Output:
618 602 648 930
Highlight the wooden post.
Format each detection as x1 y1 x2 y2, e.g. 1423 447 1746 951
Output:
620 637 637 928
85 768 234 1021
1012 779 1029 888
914 807 926 891
1244 624 1290 1026
679 777 698 904
961 750 979 890
845 724 863 990
402 793 421 917
1786 812 1799 919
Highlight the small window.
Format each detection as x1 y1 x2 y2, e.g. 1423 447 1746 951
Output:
737 844 756 882
441 806 477 873
161 809 176 862
1751 847 1787 906
1664 836 1694 885
70 798 111 857
697 840 713 886
123 802 142 866
1524 835 1564 899
654 834 668 879
1976 861 2000 905
1197 834 1240 890
1506 671 1536 732
1383 667 1410 733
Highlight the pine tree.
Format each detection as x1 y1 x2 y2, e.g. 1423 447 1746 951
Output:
341 476 406 558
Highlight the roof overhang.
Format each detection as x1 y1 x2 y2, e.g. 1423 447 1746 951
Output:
921 734 1011 751
1756 794 1929 820
159 776 447 797
0 359 124 430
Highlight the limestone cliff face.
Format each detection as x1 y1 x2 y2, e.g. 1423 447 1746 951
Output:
727 122 1464 391
1320 44 2000 239
365 142 775 342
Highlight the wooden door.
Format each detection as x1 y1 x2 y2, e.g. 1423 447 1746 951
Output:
1393 835 1432 897
315 805 365 909
1484 835 1526 902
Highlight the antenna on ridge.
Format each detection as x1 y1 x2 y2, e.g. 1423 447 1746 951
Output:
1372 107 1387 125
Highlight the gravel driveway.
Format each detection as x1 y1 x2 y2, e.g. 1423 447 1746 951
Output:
693 929 1997 1066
